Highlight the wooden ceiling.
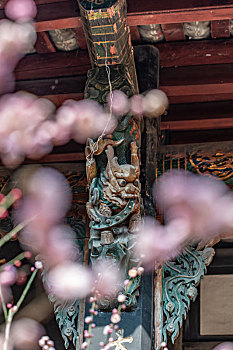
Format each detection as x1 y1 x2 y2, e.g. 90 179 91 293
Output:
1 0 233 148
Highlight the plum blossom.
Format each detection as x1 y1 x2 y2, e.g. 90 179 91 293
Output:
129 94 144 116
214 343 233 350
135 217 187 268
10 318 45 350
156 170 233 239
0 19 36 95
15 167 71 219
142 89 169 118
92 260 121 297
0 92 55 166
46 263 93 300
56 99 117 144
5 0 37 22
136 171 233 268
0 265 17 286
14 167 75 267
107 90 130 117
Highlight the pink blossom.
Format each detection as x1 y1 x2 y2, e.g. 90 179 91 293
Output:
103 325 112 335
111 313 121 324
56 99 117 143
14 167 72 252
135 217 188 268
107 90 130 116
5 0 37 22
214 343 233 350
143 89 168 118
37 225 80 267
92 260 121 297
11 318 45 350
46 263 93 300
155 170 232 239
0 20 36 58
20 167 71 222
0 265 17 285
0 92 55 165
129 94 144 116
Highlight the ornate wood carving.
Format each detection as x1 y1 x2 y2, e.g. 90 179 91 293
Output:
155 142 233 349
78 0 142 308
162 246 215 345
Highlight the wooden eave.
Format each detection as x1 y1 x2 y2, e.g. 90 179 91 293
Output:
1 0 233 153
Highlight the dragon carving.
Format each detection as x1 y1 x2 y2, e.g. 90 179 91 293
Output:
86 135 141 309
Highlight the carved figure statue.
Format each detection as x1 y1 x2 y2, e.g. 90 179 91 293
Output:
86 136 141 309
78 0 141 309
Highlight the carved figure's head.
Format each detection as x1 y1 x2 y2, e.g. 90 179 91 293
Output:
103 144 140 207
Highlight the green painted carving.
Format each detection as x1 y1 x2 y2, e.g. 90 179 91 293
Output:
43 219 86 350
162 246 215 344
78 0 141 310
86 137 141 309
49 296 80 350
84 66 141 309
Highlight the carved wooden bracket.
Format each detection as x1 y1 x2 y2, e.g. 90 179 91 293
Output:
77 0 142 309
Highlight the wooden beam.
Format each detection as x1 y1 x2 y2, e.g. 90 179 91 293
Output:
161 118 233 131
23 152 85 164
72 27 88 50
15 51 91 80
2 1 233 31
211 20 230 38
130 26 142 43
160 63 233 103
161 23 185 41
157 39 233 67
34 32 56 53
159 140 233 156
165 128 233 145
164 100 233 121
15 75 86 96
161 101 233 130
127 0 233 25
15 59 233 104
15 39 233 84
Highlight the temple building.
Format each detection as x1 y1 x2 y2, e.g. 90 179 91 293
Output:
1 0 233 350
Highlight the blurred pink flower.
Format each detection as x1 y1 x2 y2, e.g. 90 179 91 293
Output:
0 265 17 286
0 20 36 60
56 99 117 144
11 318 45 350
135 217 187 268
25 224 80 268
107 90 130 117
155 170 232 240
71 99 116 142
14 168 72 253
5 0 37 22
46 263 93 300
0 68 15 95
214 343 233 350
129 94 144 117
143 89 169 118
92 260 121 297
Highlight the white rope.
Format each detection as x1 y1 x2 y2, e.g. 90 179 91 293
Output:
86 38 114 166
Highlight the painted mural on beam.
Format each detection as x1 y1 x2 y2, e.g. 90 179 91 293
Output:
78 0 142 309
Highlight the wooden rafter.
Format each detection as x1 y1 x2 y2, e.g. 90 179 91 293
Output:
15 39 233 82
1 0 233 31
34 32 56 53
